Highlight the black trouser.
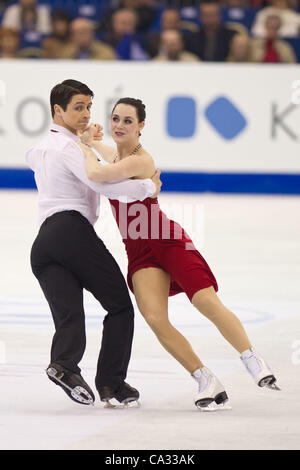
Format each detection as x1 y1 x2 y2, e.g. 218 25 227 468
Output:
30 210 134 391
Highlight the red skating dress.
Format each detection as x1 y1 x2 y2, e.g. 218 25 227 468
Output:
109 197 218 301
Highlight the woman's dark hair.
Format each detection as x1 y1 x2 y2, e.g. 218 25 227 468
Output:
50 79 94 118
112 97 146 123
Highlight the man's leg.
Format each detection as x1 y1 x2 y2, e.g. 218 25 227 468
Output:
31 260 95 404
34 212 137 398
81 239 135 392
36 264 86 374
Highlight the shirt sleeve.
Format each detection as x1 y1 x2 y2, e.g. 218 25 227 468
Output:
62 143 156 201
25 147 35 170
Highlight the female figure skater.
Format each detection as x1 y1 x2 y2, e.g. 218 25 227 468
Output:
78 98 280 410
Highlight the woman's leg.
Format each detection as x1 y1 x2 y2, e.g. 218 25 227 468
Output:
132 267 203 373
191 286 251 353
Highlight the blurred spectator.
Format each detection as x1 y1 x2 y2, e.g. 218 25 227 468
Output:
61 18 116 60
41 36 62 58
251 14 297 62
160 7 181 30
1 0 51 35
98 0 157 33
251 0 300 37
109 8 137 45
185 1 237 61
145 8 199 58
0 26 20 57
153 29 199 61
103 8 149 59
50 9 71 45
227 33 253 61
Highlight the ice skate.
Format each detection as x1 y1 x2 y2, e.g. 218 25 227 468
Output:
241 348 281 390
98 382 140 409
46 363 95 405
192 366 230 411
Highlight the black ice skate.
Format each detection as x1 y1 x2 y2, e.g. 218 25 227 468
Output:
98 382 140 408
46 363 95 405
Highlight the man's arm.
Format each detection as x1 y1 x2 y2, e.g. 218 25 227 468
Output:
62 143 157 201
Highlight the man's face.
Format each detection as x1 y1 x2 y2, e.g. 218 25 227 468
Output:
200 4 220 29
265 16 281 39
161 31 183 59
2 31 19 54
71 22 94 48
55 94 92 132
161 10 180 30
112 11 136 37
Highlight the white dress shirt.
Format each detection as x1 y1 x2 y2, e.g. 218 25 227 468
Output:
25 124 156 226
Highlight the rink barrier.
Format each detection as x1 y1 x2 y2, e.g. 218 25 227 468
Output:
1 168 300 194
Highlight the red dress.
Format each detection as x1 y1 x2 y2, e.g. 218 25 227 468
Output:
109 197 218 301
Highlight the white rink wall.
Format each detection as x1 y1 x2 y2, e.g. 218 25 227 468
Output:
0 61 300 175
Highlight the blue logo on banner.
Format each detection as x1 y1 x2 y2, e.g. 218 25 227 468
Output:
167 97 196 138
205 97 247 140
166 95 247 140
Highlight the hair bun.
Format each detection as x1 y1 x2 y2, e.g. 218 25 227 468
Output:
113 97 146 123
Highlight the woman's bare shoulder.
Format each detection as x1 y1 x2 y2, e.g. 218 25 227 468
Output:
133 147 156 179
139 148 155 165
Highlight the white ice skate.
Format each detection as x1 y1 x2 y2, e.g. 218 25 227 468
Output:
193 366 230 411
241 348 280 390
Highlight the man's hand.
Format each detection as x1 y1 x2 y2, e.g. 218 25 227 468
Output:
150 169 162 198
78 123 103 146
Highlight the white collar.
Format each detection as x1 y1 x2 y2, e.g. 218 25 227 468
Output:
51 123 80 142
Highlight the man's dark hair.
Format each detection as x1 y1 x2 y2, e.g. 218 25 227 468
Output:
50 79 94 118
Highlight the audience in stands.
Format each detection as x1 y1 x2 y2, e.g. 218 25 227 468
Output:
153 29 199 61
0 26 20 57
1 0 51 35
102 8 149 59
227 33 253 61
39 9 71 58
98 0 156 33
252 0 300 37
61 17 115 60
252 14 297 61
145 8 199 58
41 36 61 58
50 9 71 45
0 0 299 62
185 1 237 61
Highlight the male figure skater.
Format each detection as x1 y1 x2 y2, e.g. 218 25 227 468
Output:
26 79 161 406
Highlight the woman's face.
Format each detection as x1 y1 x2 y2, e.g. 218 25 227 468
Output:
111 103 144 144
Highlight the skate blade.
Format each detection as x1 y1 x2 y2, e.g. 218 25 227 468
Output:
259 376 281 391
196 401 232 412
71 386 95 405
46 368 94 405
266 382 281 391
103 398 140 409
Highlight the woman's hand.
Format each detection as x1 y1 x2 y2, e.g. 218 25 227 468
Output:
150 169 162 198
78 123 103 146
77 141 99 161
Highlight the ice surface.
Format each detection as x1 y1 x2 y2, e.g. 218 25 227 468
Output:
0 191 299 450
